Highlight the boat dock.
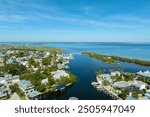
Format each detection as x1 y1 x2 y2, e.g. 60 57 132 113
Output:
91 81 122 100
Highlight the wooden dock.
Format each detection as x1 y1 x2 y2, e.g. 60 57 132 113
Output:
91 82 122 100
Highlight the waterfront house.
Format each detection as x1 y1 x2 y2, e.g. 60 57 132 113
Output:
0 86 11 99
131 80 146 90
99 74 112 83
111 71 121 76
28 90 42 100
51 70 69 80
63 54 73 60
18 80 34 94
137 70 150 77
113 80 146 91
113 81 131 89
57 63 68 69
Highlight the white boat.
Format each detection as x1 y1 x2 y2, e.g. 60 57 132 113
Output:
91 82 100 87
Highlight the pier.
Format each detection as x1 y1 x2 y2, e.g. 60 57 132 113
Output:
91 82 122 100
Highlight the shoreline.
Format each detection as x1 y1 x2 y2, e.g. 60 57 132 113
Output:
81 52 150 67
0 45 77 100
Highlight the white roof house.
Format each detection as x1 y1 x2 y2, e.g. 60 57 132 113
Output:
57 63 68 69
18 80 34 94
99 74 112 83
111 71 121 76
131 80 146 90
28 90 42 100
63 54 73 60
113 80 146 90
137 70 150 77
113 81 131 89
51 70 69 80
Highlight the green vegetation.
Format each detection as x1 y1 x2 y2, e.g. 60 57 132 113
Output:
9 83 26 100
42 57 51 65
111 55 150 66
137 75 150 83
20 71 47 92
132 92 139 99
81 52 116 64
0 63 27 75
102 80 110 86
55 71 77 86
118 91 128 100
5 63 27 75
0 45 64 53
81 52 150 66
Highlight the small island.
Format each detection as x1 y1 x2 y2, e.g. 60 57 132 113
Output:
81 52 150 66
0 45 77 100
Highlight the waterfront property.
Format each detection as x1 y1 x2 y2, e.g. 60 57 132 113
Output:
95 70 150 100
111 71 121 76
113 81 131 89
0 45 76 100
28 90 42 100
51 70 69 80
137 70 150 77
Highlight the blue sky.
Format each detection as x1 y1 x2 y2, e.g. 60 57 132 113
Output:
0 0 150 42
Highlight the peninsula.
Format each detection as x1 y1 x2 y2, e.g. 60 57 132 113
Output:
81 52 150 66
0 45 76 100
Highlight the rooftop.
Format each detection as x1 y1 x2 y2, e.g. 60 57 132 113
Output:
51 70 69 80
137 70 150 77
28 91 41 98
18 80 34 90
113 81 131 88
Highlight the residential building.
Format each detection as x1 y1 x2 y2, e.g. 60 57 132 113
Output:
99 74 112 83
131 80 146 90
18 80 34 94
137 70 150 77
111 71 121 76
0 86 11 99
51 70 69 80
28 90 42 100
0 75 20 84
